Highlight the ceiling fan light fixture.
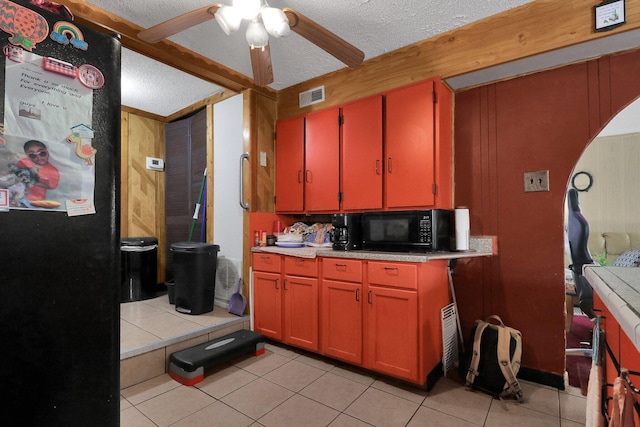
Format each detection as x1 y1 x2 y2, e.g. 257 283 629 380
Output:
233 0 262 20
246 19 269 49
261 7 290 38
215 5 242 35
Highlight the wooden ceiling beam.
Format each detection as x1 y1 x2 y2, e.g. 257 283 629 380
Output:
54 0 276 99
276 0 640 119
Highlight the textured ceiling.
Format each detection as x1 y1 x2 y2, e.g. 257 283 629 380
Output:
84 0 639 121
86 0 532 116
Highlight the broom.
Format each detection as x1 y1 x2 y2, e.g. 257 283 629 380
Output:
188 168 207 242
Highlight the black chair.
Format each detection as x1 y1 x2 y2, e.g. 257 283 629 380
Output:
567 188 595 319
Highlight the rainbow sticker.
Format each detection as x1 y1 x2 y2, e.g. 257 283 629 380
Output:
50 21 88 50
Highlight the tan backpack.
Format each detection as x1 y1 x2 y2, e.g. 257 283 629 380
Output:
463 315 524 402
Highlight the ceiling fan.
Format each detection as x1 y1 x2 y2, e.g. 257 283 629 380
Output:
137 0 365 86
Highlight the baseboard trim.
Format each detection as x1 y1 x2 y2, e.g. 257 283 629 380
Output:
518 366 565 390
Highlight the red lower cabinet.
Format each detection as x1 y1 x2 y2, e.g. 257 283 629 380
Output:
283 273 319 352
594 292 640 425
253 253 283 341
254 254 450 387
321 259 364 364
253 254 319 352
365 284 419 381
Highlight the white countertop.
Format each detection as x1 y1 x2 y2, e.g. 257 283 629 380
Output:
585 265 640 352
251 236 496 262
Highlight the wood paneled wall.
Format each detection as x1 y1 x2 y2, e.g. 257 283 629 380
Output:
120 110 166 282
276 0 640 120
453 49 640 382
573 133 640 233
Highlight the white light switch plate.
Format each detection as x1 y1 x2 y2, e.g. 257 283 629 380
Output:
259 151 267 167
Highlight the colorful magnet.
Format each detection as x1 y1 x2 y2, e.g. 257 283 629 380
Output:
77 64 105 89
30 1 74 20
42 56 77 77
50 21 88 50
0 0 49 51
3 44 23 62
67 124 97 166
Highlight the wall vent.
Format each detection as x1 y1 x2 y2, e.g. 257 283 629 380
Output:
299 85 325 108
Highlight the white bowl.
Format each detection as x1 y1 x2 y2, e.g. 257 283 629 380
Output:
276 233 303 242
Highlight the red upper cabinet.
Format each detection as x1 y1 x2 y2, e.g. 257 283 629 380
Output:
275 77 452 214
341 95 383 211
385 80 436 208
275 116 305 213
305 107 340 212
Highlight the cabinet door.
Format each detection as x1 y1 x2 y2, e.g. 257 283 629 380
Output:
341 95 383 210
385 81 435 208
321 279 362 364
253 271 282 341
305 108 340 212
275 116 305 212
283 275 319 351
365 285 419 382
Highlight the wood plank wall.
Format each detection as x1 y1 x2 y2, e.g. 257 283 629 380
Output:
120 109 166 282
276 0 640 120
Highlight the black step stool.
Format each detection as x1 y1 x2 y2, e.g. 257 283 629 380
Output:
169 329 265 386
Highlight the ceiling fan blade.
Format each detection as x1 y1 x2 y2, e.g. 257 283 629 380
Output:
283 8 364 69
138 4 221 43
250 44 274 86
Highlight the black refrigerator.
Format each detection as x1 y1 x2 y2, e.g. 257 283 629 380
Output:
0 1 120 425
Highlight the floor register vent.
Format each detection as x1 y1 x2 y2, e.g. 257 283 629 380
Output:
441 302 459 376
299 85 325 108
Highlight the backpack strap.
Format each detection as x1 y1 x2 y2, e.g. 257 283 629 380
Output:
465 320 489 387
486 314 505 327
496 325 524 402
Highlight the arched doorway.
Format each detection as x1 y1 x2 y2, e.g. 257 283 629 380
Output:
563 96 640 389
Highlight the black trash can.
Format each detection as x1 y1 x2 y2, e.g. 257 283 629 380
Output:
170 242 219 315
121 237 158 303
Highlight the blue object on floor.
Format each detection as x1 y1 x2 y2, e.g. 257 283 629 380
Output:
169 329 265 385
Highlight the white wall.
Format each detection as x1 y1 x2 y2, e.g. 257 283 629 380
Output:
572 132 640 233
598 97 640 136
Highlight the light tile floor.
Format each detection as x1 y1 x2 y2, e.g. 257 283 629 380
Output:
121 295 587 427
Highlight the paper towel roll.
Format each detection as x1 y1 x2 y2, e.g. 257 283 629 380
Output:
455 208 470 250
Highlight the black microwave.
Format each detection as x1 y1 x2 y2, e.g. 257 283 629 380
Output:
361 210 455 252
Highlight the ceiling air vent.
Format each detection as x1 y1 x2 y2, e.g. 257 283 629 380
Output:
299 85 325 108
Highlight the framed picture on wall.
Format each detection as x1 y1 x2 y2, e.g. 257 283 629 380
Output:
594 0 625 32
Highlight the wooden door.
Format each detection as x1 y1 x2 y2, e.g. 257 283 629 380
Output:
253 271 282 341
321 279 363 364
365 285 419 381
341 95 383 211
305 108 340 212
283 275 319 351
385 81 435 208
164 109 207 276
275 116 305 212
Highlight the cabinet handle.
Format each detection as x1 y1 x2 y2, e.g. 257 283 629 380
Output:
260 255 272 262
275 279 279 290
294 259 304 264
297 170 302 183
305 170 311 183
355 288 360 302
283 278 288 291
375 159 380 175
239 153 249 210
334 263 347 271
384 267 399 276
368 290 372 304
387 157 392 174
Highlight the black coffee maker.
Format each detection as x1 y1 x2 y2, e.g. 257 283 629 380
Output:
331 213 363 251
